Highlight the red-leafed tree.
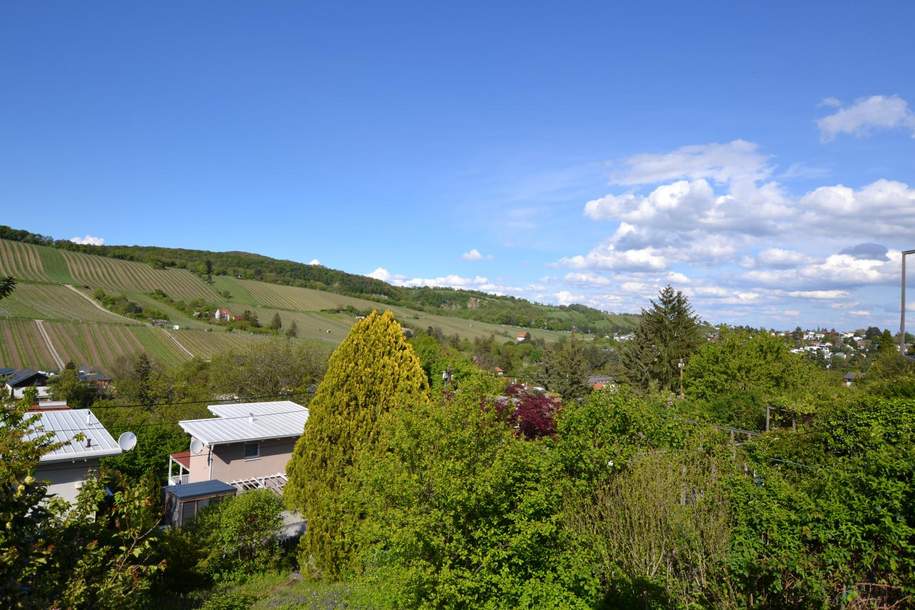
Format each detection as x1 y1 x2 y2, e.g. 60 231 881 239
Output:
491 383 560 439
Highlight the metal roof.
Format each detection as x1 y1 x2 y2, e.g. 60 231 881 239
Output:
27 409 122 463
163 479 237 499
179 400 308 445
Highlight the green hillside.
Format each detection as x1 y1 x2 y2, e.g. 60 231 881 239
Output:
0 234 590 370
0 226 639 334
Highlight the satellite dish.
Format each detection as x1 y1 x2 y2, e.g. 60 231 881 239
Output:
117 431 137 452
190 438 205 455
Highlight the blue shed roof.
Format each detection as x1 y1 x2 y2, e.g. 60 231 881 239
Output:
164 479 237 500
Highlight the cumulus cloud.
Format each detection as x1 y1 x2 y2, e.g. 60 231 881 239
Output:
70 235 105 246
367 267 391 282
554 290 583 306
462 248 492 261
817 95 915 141
308 259 322 266
800 180 915 238
755 248 811 268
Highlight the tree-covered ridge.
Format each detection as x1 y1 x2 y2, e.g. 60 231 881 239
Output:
0 225 639 334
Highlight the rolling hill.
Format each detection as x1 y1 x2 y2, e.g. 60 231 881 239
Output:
0 233 628 371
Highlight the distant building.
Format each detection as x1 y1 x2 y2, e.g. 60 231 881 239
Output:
26 408 123 503
162 480 237 528
4 368 51 399
515 331 531 343
214 307 235 322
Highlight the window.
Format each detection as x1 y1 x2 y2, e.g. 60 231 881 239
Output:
244 442 260 459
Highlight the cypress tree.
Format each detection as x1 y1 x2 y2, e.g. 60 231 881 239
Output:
622 285 701 392
285 310 429 576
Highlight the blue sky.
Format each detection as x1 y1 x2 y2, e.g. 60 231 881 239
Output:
2 1 914 330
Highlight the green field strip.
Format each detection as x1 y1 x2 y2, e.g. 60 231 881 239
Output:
45 322 96 369
212 276 258 306
131 327 189 368
36 245 74 283
0 283 134 323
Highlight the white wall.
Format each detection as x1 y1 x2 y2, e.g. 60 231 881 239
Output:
36 460 97 504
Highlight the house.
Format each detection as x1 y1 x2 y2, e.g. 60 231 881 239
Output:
169 400 308 491
26 408 123 503
77 368 112 391
515 331 531 343
213 307 235 322
5 368 51 399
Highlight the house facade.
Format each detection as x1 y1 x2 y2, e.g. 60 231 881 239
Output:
169 400 308 490
27 408 123 503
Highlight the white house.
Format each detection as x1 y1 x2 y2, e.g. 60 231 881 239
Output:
169 400 308 492
27 409 122 503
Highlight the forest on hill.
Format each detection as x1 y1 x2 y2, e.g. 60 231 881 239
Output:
0 225 639 334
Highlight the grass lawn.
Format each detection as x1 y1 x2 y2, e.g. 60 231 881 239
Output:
206 572 356 609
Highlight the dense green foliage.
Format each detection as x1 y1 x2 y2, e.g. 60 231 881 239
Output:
623 285 702 392
684 329 831 429
285 310 430 577
93 288 170 321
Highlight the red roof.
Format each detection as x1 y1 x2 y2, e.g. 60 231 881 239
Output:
170 450 191 469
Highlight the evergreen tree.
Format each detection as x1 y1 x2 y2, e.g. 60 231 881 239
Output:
536 334 591 401
285 310 429 577
622 285 701 392
270 312 283 331
286 320 298 338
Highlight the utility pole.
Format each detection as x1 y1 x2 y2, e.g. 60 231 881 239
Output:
900 250 915 355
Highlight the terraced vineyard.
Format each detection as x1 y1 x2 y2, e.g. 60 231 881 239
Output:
0 283 137 324
0 236 573 371
0 320 56 368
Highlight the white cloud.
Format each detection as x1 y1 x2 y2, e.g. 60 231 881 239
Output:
560 244 667 272
462 248 492 261
849 310 871 317
564 272 612 286
756 248 811 268
554 290 583 306
819 97 842 108
367 267 391 282
610 140 771 186
69 235 105 246
817 95 915 141
308 259 321 266
800 179 915 238
786 290 849 299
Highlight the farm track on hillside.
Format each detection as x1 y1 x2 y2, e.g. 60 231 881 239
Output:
33 320 65 369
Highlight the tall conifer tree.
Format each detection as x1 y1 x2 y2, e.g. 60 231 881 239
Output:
285 310 429 576
622 285 701 392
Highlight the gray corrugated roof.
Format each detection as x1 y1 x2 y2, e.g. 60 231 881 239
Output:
163 479 237 499
27 409 122 463
179 400 308 445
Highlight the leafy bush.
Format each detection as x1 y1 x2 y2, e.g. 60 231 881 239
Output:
194 490 285 576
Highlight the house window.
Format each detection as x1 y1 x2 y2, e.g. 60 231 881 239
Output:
244 442 260 459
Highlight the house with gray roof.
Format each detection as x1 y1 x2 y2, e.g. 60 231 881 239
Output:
26 408 122 503
169 400 308 493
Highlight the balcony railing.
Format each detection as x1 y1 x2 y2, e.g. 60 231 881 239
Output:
168 474 190 486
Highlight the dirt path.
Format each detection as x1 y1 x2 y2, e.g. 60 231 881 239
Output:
34 319 65 370
161 328 195 358
63 284 138 324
